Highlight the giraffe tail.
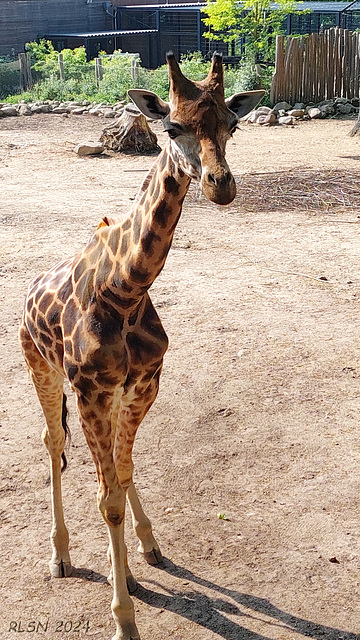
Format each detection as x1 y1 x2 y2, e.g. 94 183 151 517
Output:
61 392 71 473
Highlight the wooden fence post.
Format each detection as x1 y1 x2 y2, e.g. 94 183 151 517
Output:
130 56 139 82
95 58 103 86
58 53 65 81
19 52 33 91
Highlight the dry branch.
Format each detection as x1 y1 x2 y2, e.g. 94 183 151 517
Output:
233 168 360 214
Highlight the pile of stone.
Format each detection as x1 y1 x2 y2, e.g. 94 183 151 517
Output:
0 99 126 118
244 96 359 126
1 96 359 127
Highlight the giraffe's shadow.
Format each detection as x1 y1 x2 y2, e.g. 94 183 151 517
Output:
69 558 358 639
71 566 108 583
134 558 358 640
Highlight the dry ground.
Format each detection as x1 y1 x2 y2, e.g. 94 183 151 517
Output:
1 112 360 640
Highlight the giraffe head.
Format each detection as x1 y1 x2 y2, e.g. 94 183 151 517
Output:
128 53 264 205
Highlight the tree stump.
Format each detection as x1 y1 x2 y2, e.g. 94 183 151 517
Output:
100 104 161 154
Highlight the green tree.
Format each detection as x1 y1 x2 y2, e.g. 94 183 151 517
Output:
202 0 302 62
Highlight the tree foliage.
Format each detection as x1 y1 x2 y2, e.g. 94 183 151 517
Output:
202 0 304 60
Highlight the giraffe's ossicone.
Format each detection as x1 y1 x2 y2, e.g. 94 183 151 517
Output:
19 53 264 640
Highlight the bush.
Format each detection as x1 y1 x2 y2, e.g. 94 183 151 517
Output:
94 52 135 102
1 42 270 105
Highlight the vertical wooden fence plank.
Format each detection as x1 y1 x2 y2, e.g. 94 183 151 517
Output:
58 53 65 81
336 28 343 97
95 58 103 86
318 33 325 102
19 53 26 92
270 35 285 105
355 32 360 100
303 35 311 104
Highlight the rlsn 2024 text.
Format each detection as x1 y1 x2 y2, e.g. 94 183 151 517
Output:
8 620 90 633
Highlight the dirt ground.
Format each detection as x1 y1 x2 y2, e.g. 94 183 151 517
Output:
1 112 360 640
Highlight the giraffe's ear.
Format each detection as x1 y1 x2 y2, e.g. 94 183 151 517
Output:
128 89 170 120
226 90 265 119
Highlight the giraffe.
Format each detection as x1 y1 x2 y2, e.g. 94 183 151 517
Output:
19 53 264 640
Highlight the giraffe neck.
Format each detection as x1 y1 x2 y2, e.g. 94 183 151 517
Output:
87 146 191 312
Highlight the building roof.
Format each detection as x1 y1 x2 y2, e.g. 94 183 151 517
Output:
120 1 356 10
46 29 157 38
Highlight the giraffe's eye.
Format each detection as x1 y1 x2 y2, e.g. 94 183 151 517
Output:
166 128 180 139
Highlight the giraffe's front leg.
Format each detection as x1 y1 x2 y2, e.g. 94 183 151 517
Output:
107 534 138 594
98 481 140 640
119 373 164 568
77 397 140 640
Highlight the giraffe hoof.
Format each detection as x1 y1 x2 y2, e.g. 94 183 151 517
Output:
142 548 163 566
126 573 138 593
49 560 72 578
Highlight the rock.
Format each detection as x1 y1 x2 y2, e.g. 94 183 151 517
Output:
318 99 335 107
71 108 86 115
18 105 32 116
278 115 295 125
293 102 305 110
245 107 275 124
306 107 323 119
319 104 335 116
273 101 292 112
288 109 306 118
73 141 105 156
256 106 273 115
337 103 354 114
30 104 44 113
334 97 349 105
245 111 259 124
102 110 117 118
257 112 277 125
52 107 69 114
0 106 19 117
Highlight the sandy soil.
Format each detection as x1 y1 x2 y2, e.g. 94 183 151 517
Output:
1 112 360 640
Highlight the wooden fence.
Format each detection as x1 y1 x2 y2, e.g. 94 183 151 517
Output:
270 28 360 106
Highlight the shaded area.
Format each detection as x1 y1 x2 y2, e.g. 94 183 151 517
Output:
134 559 359 640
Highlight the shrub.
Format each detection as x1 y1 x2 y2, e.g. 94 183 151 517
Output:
1 42 270 105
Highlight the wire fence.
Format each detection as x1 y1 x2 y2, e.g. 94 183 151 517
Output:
0 52 140 99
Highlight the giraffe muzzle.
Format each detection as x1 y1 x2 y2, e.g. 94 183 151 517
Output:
201 169 236 206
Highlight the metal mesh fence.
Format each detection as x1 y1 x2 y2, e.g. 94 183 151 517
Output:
0 59 20 98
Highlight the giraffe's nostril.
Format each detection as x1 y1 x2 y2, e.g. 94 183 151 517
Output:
208 173 216 185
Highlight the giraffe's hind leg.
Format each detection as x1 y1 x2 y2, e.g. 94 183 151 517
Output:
127 481 163 566
19 320 72 577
